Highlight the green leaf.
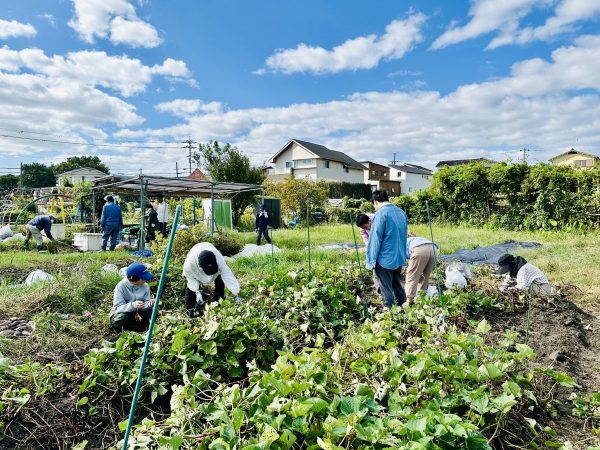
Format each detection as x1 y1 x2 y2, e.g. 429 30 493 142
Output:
317 437 343 450
476 319 491 334
515 344 536 360
76 396 89 407
339 396 362 416
232 408 244 433
118 419 129 432
491 393 517 414
479 363 503 380
159 435 184 450
259 424 280 443
470 392 490 414
278 429 297 450
406 417 427 434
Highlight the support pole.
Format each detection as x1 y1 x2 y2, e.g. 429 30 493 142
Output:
92 192 97 233
138 178 146 250
192 197 197 225
121 205 182 450
210 185 215 235
350 212 369 319
307 200 311 277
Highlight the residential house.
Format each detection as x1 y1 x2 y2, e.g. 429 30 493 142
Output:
389 163 434 194
266 139 366 183
188 168 208 180
435 158 496 168
549 149 598 169
56 167 108 186
360 161 401 196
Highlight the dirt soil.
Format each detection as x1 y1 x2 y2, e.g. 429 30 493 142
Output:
461 283 600 448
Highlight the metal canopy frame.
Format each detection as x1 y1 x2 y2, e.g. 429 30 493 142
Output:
90 175 264 248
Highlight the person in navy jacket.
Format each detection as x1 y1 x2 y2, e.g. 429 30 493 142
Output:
255 204 272 246
100 195 123 251
25 214 56 251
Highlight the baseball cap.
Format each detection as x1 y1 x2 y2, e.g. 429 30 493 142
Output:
497 254 515 274
126 262 154 280
198 250 218 276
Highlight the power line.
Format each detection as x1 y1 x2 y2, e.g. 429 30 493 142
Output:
0 133 185 149
0 126 183 145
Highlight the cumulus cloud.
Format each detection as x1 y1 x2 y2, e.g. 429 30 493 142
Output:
116 36 600 170
489 0 600 48
261 13 426 74
0 18 37 39
0 47 192 97
68 0 161 48
38 14 56 27
155 99 223 118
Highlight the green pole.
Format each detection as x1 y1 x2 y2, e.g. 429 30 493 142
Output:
121 205 182 449
270 226 275 278
307 201 311 277
349 212 369 318
426 201 444 308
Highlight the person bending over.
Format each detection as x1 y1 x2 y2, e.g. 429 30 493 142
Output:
497 254 555 297
183 242 241 317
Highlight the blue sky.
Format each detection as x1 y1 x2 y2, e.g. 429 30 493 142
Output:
1 0 600 175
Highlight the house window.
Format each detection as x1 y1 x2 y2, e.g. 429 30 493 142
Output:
324 160 330 168
372 170 376 175
397 172 401 177
383 172 387 177
285 161 292 168
391 187 395 193
409 187 412 192
301 159 313 165
343 166 349 173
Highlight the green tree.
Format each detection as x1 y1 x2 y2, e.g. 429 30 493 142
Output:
195 141 264 225
265 178 328 221
0 174 19 192
21 163 56 188
52 156 110 175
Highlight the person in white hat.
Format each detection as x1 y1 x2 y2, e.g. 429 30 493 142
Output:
25 213 56 251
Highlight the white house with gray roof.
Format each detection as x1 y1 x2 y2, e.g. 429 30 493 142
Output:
388 163 433 194
266 139 367 183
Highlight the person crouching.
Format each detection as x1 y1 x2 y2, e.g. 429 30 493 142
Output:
183 242 241 317
110 263 155 332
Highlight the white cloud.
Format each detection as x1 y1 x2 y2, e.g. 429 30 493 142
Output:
0 46 192 97
115 36 600 171
0 18 37 39
155 99 223 118
38 13 56 27
431 0 549 49
68 0 161 48
261 13 426 74
489 0 600 48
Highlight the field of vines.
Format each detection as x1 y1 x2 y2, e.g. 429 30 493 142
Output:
0 226 599 449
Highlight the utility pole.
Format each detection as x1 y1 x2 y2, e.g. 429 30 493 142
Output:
520 148 531 164
182 136 197 175
19 162 22 194
175 162 181 178
390 153 397 165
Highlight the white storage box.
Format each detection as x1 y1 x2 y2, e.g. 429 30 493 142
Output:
43 223 65 241
73 233 103 252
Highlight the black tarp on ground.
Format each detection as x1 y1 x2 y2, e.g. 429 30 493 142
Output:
441 240 542 266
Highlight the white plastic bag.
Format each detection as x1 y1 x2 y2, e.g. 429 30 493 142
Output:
23 270 56 286
101 264 119 274
425 286 439 298
445 267 467 289
0 225 13 240
2 233 25 243
447 262 474 280
118 267 128 277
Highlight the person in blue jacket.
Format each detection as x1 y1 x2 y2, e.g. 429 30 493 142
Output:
100 195 123 251
365 190 408 308
25 214 56 251
255 204 272 245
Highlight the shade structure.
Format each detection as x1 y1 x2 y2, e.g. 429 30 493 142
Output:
91 174 263 197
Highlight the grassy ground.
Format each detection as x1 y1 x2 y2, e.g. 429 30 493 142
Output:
0 223 598 363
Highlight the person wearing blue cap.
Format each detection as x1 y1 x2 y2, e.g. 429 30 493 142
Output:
110 262 156 331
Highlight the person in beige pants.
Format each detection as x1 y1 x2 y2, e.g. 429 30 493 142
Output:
405 235 437 304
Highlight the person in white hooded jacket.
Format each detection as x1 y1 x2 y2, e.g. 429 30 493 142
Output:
182 242 241 316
